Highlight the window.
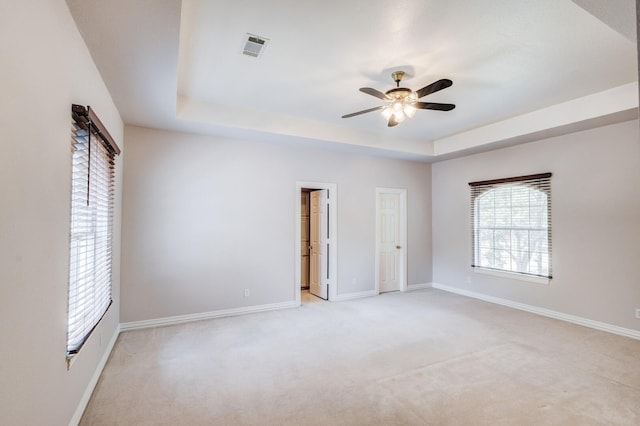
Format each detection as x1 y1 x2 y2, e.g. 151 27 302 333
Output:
67 105 120 358
470 173 552 280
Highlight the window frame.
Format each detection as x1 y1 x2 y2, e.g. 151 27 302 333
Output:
66 105 120 361
469 173 552 283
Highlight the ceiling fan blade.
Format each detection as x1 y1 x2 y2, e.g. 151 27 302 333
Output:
415 102 456 111
387 116 399 127
415 79 453 99
359 87 389 100
341 106 384 118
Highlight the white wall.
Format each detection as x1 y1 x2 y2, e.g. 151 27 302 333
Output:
0 1 123 424
121 125 432 323
432 119 640 331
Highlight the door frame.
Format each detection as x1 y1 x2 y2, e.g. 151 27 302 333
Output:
375 187 408 294
295 181 338 305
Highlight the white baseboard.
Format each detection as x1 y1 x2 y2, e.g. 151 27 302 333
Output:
432 283 640 340
69 325 120 426
333 284 432 300
120 301 298 331
333 290 378 301
407 282 432 291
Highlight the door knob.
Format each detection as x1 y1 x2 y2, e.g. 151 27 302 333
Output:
396 245 402 249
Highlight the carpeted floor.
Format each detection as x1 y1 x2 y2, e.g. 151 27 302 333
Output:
80 288 640 425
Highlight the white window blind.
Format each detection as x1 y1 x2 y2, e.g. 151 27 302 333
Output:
67 105 120 357
470 173 552 279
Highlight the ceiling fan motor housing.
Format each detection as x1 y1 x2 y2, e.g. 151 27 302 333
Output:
386 87 413 99
387 71 416 103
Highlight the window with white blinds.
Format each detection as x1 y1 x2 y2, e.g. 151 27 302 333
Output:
470 173 552 279
67 105 120 357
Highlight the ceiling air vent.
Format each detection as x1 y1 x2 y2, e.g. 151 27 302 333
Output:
242 34 269 58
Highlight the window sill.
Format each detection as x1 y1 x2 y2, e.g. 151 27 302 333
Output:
473 267 550 285
66 353 77 370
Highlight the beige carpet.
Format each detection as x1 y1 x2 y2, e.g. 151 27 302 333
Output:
81 289 640 425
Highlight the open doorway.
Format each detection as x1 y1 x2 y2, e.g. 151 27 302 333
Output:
295 181 338 305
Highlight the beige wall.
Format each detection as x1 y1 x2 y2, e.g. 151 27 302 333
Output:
120 125 432 323
0 1 124 424
432 119 640 331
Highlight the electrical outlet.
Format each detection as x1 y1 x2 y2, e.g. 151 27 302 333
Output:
635 308 640 319
244 289 250 297
466 276 471 284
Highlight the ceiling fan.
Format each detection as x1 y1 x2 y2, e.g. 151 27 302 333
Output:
342 71 455 127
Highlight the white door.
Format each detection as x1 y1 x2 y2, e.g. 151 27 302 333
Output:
378 192 403 293
310 190 329 299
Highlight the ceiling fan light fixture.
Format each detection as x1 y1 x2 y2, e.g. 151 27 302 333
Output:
403 103 417 118
381 89 417 124
382 104 406 123
403 91 417 118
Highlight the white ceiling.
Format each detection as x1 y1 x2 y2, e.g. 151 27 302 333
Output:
66 0 638 161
